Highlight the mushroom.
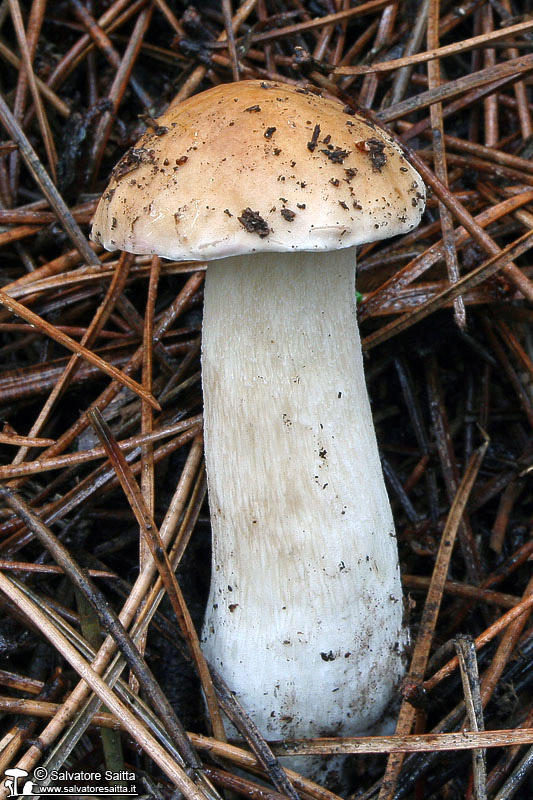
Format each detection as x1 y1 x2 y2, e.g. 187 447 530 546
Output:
91 80 426 781
4 768 31 797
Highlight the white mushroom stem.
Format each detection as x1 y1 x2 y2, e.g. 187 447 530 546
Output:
201 249 406 777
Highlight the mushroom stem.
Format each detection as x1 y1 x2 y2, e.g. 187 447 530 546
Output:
201 249 406 779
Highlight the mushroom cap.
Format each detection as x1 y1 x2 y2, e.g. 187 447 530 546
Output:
91 80 425 261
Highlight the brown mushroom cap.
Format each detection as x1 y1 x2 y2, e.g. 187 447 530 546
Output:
91 80 425 261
